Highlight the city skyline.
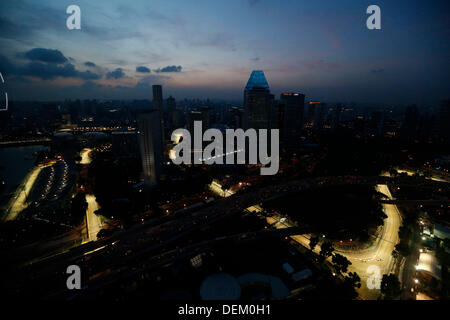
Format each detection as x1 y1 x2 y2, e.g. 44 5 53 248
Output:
0 0 449 105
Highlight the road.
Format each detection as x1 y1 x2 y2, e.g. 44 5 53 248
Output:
341 184 401 299
79 149 107 241
3 164 48 221
80 148 92 165
209 180 402 300
397 169 448 183
84 194 106 242
209 181 234 197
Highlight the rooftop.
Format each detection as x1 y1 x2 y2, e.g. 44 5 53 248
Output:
245 70 270 91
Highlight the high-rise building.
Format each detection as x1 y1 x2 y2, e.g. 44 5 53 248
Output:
166 95 176 129
152 85 163 110
138 110 163 186
244 70 274 130
152 84 166 145
305 101 326 130
279 93 305 149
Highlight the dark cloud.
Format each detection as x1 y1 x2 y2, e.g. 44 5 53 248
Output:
84 61 97 67
370 68 385 74
21 62 101 80
0 54 101 80
106 68 126 79
24 48 68 64
136 66 151 73
155 65 182 73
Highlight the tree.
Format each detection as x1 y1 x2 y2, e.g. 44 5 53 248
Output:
345 272 361 289
380 274 401 299
443 238 450 251
394 241 411 257
70 192 88 224
320 241 334 259
392 249 400 259
309 236 319 251
332 253 352 274
389 169 398 177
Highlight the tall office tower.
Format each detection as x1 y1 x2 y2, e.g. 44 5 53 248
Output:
166 95 176 129
279 93 305 148
244 70 274 130
137 110 163 186
152 85 163 110
305 102 316 128
400 105 420 138
439 99 450 140
152 84 165 146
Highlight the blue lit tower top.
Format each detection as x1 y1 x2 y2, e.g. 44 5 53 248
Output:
245 70 270 91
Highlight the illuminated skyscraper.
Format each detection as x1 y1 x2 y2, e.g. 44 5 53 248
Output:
244 70 274 130
138 110 162 186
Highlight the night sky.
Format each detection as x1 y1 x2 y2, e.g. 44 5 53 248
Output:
0 0 449 104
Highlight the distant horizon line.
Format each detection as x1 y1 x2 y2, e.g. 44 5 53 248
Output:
5 98 443 109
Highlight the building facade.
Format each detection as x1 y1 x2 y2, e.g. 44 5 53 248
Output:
138 110 163 186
